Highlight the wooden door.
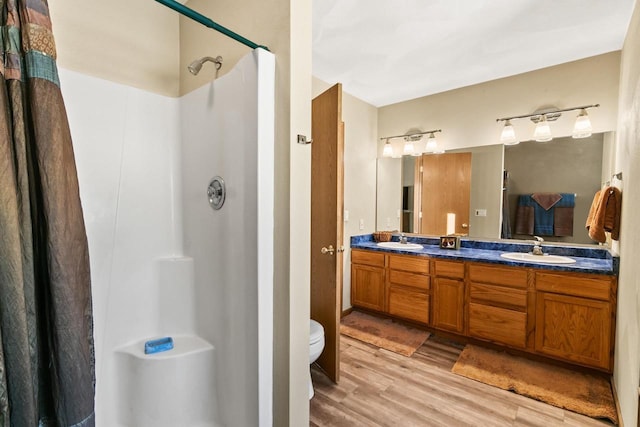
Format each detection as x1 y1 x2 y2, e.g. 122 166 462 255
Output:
419 152 471 235
310 84 344 382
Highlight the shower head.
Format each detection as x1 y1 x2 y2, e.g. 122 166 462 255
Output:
188 55 223 75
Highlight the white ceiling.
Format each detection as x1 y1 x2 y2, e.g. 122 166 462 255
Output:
313 0 636 107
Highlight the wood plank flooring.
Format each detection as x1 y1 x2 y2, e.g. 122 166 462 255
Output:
310 334 614 426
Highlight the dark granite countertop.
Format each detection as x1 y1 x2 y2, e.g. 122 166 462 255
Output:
351 234 618 276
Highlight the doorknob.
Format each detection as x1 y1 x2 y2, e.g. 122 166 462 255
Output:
321 245 335 255
461 223 469 229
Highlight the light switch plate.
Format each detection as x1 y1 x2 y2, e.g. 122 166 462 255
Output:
475 209 487 217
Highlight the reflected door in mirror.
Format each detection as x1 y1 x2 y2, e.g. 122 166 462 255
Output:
417 152 471 235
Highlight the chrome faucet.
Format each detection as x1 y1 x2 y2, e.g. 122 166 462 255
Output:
399 232 408 244
531 236 544 255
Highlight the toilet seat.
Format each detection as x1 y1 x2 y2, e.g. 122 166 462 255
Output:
310 319 324 345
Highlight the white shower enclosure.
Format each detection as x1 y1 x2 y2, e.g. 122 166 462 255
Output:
63 49 275 426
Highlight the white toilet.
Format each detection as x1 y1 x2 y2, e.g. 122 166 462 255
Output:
309 319 326 399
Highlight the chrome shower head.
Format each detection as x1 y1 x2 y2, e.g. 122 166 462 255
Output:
188 56 223 76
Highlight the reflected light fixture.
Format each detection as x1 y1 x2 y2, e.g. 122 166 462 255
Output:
500 120 518 145
382 138 393 157
379 129 442 158
496 104 599 145
533 115 552 142
572 109 593 138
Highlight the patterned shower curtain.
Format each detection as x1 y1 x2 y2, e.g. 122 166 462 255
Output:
0 0 95 426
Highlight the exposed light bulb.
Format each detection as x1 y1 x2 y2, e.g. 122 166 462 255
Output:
500 120 518 145
572 109 592 138
533 116 552 142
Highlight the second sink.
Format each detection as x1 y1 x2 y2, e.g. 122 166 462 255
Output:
377 242 423 250
500 252 576 264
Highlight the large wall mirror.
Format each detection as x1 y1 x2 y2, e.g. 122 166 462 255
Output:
376 132 613 245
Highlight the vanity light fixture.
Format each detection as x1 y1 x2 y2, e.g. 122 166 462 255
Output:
379 129 443 158
425 132 439 152
496 104 599 144
500 120 518 145
403 140 416 156
572 108 593 138
382 138 393 157
533 115 552 142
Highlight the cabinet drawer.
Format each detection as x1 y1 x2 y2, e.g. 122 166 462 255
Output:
352 249 385 267
388 286 429 324
469 302 527 349
389 269 430 290
389 255 429 274
469 264 527 289
433 260 464 279
469 283 527 311
535 272 612 301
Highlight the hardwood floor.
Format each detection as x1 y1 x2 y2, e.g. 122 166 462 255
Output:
310 334 614 426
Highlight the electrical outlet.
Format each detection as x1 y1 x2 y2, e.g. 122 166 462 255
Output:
359 219 364 230
475 209 487 217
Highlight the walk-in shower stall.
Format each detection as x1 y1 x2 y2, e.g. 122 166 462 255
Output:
62 47 275 426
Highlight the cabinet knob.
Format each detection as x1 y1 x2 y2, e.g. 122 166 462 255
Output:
321 245 335 255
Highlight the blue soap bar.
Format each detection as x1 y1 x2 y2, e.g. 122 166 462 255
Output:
144 337 174 354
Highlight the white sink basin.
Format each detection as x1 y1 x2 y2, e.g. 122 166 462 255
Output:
377 242 423 250
500 252 576 264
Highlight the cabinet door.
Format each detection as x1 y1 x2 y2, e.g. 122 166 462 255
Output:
535 292 611 370
351 264 385 312
432 277 464 333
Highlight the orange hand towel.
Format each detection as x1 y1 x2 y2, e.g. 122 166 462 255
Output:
586 187 622 243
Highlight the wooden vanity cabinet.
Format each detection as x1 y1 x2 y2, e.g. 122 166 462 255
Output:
351 250 386 312
535 272 616 371
432 260 465 333
350 247 617 372
387 254 430 324
467 264 529 349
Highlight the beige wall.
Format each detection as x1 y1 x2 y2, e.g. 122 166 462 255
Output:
49 0 181 97
379 52 621 152
613 1 640 425
50 0 311 424
312 78 378 311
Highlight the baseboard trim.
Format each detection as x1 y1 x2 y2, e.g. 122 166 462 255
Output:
341 307 353 318
610 376 624 427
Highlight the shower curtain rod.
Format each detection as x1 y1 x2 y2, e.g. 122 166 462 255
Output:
155 0 270 52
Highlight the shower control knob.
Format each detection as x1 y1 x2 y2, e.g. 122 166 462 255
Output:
321 245 335 255
207 176 226 210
